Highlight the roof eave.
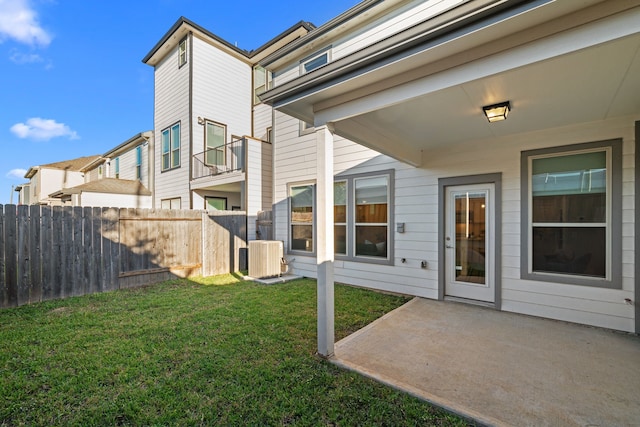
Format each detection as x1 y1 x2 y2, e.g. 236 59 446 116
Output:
261 0 548 107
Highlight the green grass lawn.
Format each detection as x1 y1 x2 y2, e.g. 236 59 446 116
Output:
0 275 468 426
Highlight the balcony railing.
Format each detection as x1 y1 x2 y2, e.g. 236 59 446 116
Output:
192 138 245 180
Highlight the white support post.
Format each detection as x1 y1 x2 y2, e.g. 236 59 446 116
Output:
316 124 335 357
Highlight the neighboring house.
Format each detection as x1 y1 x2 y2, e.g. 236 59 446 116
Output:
258 0 640 351
49 179 152 208
48 132 154 208
22 155 101 206
141 17 313 238
14 183 30 205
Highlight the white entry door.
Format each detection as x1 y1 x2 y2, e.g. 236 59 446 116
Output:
445 184 495 303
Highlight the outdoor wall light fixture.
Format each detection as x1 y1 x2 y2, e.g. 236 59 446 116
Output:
482 101 511 122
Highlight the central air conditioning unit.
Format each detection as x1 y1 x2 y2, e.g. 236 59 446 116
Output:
248 240 284 279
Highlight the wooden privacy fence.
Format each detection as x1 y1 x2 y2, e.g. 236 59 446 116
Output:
0 205 246 309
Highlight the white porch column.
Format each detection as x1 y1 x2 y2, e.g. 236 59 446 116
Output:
316 124 335 357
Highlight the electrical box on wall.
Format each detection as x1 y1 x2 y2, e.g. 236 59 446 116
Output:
396 222 405 233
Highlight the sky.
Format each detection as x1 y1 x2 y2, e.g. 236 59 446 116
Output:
0 0 358 204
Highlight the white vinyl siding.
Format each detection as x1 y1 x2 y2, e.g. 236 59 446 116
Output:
191 35 251 164
153 35 191 209
273 111 637 332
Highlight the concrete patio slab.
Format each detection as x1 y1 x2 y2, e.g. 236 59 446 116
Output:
332 298 640 427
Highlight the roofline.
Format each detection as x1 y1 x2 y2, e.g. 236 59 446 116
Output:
142 16 248 64
259 0 384 67
247 21 316 58
261 0 545 106
103 131 153 157
142 17 315 65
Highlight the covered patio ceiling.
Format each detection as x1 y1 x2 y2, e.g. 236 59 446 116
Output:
266 1 640 167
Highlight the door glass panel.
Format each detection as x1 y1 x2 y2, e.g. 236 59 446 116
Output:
455 192 486 284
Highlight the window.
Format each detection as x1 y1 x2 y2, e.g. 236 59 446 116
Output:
300 48 330 74
161 197 181 210
162 123 180 171
205 197 227 211
521 140 622 288
178 37 187 67
289 184 314 253
114 157 120 179
135 146 142 180
334 181 347 255
205 121 226 167
253 66 272 104
287 170 394 264
98 165 103 179
354 175 390 259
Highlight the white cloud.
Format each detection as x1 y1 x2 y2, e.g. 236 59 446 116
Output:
0 0 52 47
6 168 27 179
9 49 43 64
10 118 79 141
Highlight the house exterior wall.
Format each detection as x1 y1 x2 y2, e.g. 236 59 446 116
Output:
80 192 152 209
191 35 252 153
253 103 272 141
36 169 85 205
107 144 150 189
153 35 191 209
272 108 637 332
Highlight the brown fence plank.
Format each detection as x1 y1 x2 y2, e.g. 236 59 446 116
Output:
71 207 83 296
60 206 72 298
102 207 119 291
5 205 17 307
92 207 103 292
82 207 94 295
29 205 42 304
16 205 30 306
0 205 5 308
51 207 63 300
41 206 53 301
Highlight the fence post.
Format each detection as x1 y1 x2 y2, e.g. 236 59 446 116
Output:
0 205 5 308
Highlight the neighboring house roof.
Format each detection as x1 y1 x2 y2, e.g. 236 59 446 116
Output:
25 155 101 178
81 131 153 172
142 16 315 66
50 178 152 198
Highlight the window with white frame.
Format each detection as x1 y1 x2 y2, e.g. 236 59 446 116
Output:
178 37 187 67
300 48 330 74
161 123 180 171
289 184 314 253
135 146 142 180
253 65 272 105
161 197 181 210
114 157 120 179
205 121 226 167
521 140 622 287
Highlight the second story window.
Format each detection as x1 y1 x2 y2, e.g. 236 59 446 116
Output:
135 146 142 180
205 121 226 167
253 65 272 104
300 48 330 74
178 37 187 67
114 157 120 179
162 123 180 171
